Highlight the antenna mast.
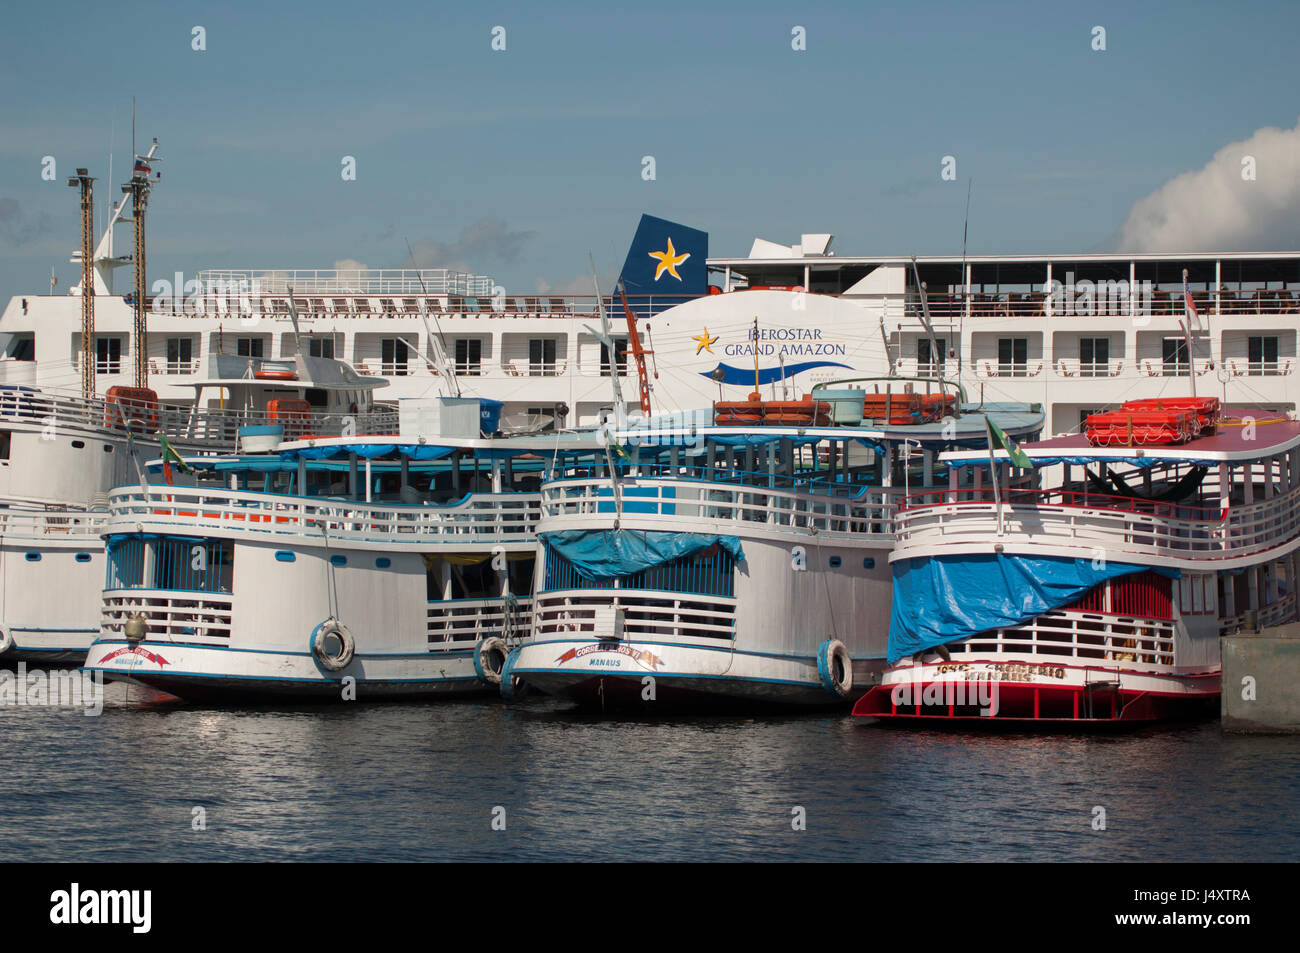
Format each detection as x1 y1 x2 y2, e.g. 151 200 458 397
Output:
68 169 96 400
125 137 161 389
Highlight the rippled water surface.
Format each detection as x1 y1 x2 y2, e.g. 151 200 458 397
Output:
2 681 1297 862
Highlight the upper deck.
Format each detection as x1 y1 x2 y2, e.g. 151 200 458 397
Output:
894 412 1300 569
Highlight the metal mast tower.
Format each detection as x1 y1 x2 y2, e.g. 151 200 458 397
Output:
125 139 160 389
67 168 96 400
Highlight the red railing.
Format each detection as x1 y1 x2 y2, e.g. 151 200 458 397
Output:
1064 571 1173 621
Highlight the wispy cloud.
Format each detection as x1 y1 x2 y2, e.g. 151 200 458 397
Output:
1115 117 1300 252
398 218 537 271
0 197 53 246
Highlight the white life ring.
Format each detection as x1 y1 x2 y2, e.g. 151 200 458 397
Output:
0 627 12 655
474 636 508 686
311 617 355 671
816 638 853 698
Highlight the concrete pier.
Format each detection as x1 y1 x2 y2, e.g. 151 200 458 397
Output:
1221 621 1300 733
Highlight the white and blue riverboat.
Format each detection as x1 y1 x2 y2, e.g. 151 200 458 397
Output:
503 382 1044 709
83 402 600 700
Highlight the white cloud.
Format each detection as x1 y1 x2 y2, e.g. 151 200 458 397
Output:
1116 117 1300 252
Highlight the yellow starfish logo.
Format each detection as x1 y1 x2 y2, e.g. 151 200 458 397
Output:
648 237 690 281
693 327 718 354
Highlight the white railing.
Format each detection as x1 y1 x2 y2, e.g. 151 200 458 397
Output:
1223 358 1295 377
107 485 541 544
0 508 106 537
1219 592 1298 635
952 608 1177 670
195 268 496 296
541 473 896 539
427 597 532 646
0 387 397 448
895 484 1300 564
102 590 234 642
533 591 737 642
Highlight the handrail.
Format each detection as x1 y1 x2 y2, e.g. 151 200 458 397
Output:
105 485 541 542
894 482 1300 562
0 387 397 448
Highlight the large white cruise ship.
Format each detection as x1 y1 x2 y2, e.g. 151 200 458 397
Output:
4 210 1297 435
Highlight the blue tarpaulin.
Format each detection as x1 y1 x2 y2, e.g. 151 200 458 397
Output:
888 552 1180 664
541 529 745 580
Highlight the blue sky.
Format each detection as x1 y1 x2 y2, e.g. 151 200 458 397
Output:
2 0 1299 297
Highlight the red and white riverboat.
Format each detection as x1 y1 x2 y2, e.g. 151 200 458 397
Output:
855 401 1300 724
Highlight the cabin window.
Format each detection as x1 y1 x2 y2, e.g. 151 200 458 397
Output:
381 338 412 376
525 407 557 433
304 388 328 409
308 337 335 359
275 551 296 562
5 335 34 361
95 337 123 374
75 552 92 563
996 337 1027 376
1247 336 1279 375
236 338 264 358
330 554 347 567
454 338 483 376
25 552 40 562
0 431 9 460
166 337 194 374
1079 337 1109 376
828 555 842 568
863 558 875 569
1161 337 1189 376
528 338 558 376
917 338 946 374
375 557 391 568
600 337 629 376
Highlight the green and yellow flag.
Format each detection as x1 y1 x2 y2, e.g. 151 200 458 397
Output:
986 416 1033 469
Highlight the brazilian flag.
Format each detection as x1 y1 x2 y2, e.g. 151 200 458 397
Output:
986 416 1033 469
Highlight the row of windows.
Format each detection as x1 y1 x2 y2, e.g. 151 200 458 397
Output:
917 335 1285 376
454 338 627 377
79 335 338 374
85 335 627 376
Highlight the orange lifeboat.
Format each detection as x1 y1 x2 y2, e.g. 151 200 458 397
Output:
919 393 957 422
1085 408 1195 446
714 393 831 427
862 392 923 425
254 369 298 381
1120 397 1220 436
104 386 159 433
266 397 314 439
